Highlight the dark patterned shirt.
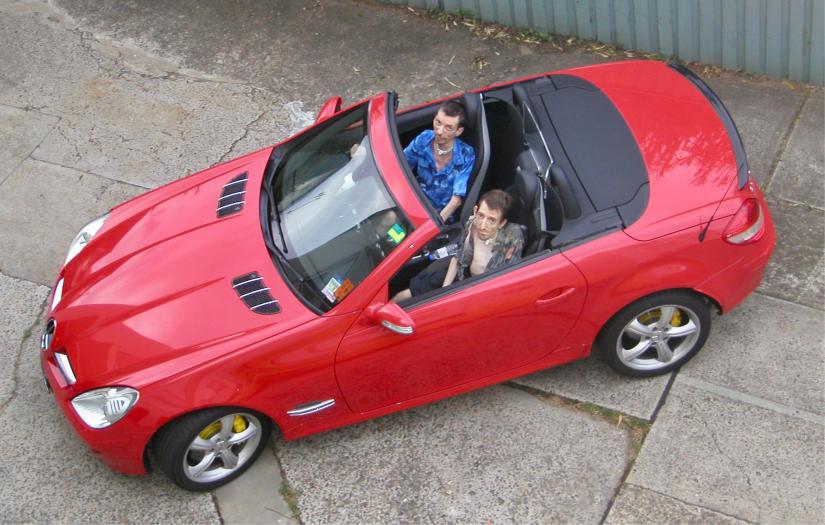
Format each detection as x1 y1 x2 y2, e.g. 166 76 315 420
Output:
455 216 525 280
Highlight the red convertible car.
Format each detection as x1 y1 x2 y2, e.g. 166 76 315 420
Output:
40 60 774 490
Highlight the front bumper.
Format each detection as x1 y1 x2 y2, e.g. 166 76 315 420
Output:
41 350 150 475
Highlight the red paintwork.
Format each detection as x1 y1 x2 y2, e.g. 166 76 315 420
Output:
41 61 774 476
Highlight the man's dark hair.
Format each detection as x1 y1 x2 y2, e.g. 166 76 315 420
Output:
478 189 513 219
438 101 466 128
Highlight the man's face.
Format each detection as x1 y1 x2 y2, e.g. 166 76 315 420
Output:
432 109 463 146
472 201 506 241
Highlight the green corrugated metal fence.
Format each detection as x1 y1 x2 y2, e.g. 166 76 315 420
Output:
383 0 824 85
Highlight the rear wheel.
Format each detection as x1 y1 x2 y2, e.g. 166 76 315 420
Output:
154 407 270 491
598 291 711 377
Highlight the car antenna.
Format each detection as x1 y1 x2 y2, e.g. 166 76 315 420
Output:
698 177 738 242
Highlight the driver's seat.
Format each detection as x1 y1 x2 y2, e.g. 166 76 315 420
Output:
458 92 490 225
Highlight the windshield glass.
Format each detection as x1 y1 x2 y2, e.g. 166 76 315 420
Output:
268 103 413 312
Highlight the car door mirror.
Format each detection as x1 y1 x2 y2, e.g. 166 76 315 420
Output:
367 302 415 335
316 96 343 123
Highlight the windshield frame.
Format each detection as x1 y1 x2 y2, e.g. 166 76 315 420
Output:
261 97 416 315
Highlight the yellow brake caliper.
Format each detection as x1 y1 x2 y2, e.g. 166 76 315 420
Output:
198 416 248 440
638 308 682 326
233 415 248 433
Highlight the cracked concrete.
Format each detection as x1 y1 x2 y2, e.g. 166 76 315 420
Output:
624 380 824 524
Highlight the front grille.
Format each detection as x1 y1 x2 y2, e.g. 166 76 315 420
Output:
232 272 281 314
217 172 249 218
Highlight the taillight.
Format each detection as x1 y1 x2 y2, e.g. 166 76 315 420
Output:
723 198 764 244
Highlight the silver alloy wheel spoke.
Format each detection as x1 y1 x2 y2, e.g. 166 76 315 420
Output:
228 424 258 446
654 340 675 362
657 306 676 328
624 339 654 361
218 415 236 440
626 319 656 338
189 451 218 478
667 321 698 338
189 436 215 452
219 448 240 469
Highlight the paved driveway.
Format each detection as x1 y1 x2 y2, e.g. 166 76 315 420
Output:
0 1 822 523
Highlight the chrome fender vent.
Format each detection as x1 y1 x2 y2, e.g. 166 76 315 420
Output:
217 172 249 218
232 272 281 314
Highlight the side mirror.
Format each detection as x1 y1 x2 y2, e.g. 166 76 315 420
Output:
366 302 415 335
316 96 343 123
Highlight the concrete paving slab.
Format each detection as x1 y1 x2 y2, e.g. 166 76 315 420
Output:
276 385 628 524
760 195 825 309
682 293 824 414
0 273 49 407
770 89 825 209
605 483 748 524
0 310 221 524
55 0 600 109
32 73 269 189
512 356 670 420
215 443 298 525
0 159 144 285
0 104 59 185
706 75 806 186
0 2 114 111
627 379 825 524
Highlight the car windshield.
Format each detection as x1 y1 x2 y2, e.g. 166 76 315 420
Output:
267 103 413 312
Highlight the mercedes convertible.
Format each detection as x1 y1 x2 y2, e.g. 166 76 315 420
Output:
40 60 774 490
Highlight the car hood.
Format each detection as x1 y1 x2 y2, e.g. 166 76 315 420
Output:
52 147 315 386
570 61 740 240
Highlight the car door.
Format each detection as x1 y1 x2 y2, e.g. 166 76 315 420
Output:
334 252 587 414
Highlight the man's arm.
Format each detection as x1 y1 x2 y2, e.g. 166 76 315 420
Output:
442 257 459 287
439 195 463 222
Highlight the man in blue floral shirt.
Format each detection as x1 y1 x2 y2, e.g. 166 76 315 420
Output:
404 101 475 222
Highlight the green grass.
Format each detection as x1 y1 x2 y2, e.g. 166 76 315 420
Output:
279 480 301 521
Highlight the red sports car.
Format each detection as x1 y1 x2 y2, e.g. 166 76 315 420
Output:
40 60 774 490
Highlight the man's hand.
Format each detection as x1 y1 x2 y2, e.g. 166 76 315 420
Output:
439 195 463 222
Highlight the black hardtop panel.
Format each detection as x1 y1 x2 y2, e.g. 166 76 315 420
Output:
540 74 647 217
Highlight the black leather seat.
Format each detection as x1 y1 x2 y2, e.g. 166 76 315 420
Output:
508 151 548 255
458 93 490 225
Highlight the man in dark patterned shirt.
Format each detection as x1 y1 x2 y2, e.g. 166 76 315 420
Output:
393 189 525 302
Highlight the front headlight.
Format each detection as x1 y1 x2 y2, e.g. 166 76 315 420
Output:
65 214 108 264
71 387 139 429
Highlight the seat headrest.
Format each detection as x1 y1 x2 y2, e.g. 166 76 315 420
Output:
460 92 480 131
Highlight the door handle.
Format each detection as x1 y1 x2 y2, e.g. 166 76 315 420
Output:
535 287 575 306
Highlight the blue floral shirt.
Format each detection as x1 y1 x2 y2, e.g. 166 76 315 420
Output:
403 130 475 212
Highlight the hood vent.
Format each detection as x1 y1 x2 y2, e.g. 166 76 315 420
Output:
232 272 281 314
217 172 249 218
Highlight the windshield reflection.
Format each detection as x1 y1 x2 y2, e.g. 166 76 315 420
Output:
269 104 413 312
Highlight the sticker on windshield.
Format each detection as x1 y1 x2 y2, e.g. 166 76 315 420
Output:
334 278 354 301
387 224 406 244
322 274 343 303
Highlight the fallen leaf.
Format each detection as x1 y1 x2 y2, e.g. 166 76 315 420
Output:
444 77 461 89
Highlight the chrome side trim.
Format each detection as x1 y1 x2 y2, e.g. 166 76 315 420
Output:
54 352 77 384
219 190 247 200
251 299 279 311
217 201 245 212
239 287 271 299
287 399 335 416
233 277 263 288
223 178 249 188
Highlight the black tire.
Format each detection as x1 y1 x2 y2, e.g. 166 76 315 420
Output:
597 291 711 377
153 407 271 491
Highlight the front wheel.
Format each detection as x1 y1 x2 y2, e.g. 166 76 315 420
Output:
153 407 271 491
597 291 711 377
